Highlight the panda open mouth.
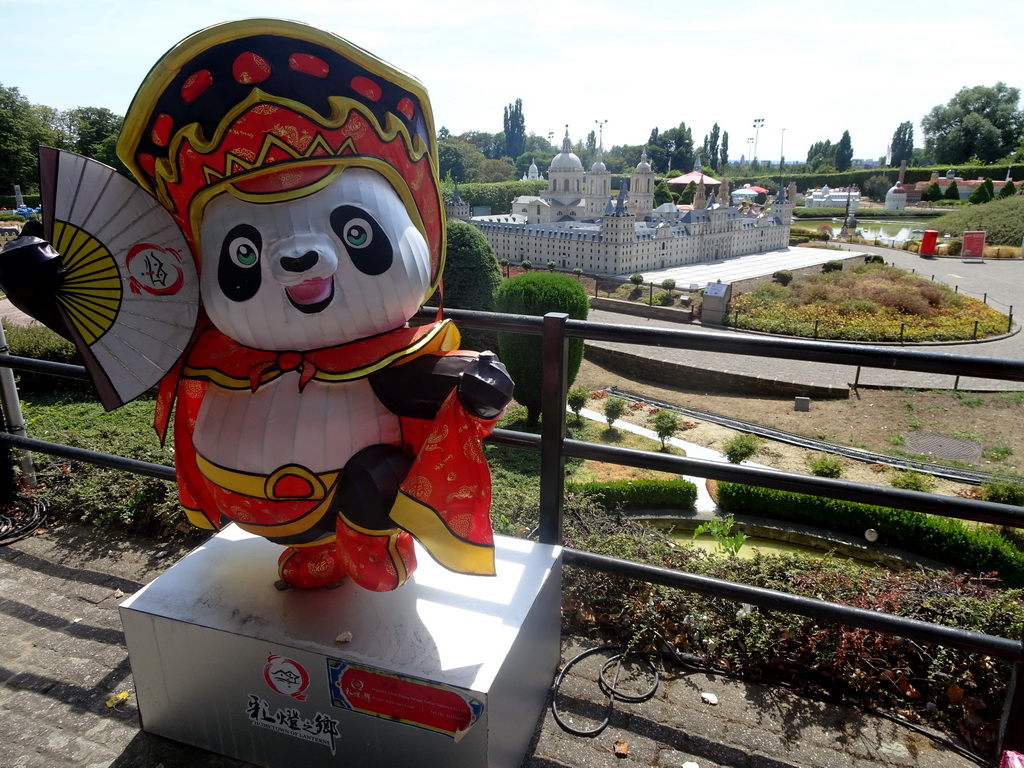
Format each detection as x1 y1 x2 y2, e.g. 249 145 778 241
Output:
285 277 335 314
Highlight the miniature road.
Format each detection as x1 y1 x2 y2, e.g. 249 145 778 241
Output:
594 245 1024 393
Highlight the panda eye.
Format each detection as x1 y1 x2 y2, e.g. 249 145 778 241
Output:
229 236 260 267
343 219 372 249
218 223 262 302
330 205 393 276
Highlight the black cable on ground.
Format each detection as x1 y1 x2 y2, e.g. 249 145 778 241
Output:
551 632 990 767
0 496 48 545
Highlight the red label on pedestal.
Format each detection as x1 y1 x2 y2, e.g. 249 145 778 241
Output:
326 658 483 740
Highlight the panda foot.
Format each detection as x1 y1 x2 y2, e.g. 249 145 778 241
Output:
277 541 348 589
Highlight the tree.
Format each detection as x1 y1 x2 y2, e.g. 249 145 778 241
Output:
922 82 1024 163
0 84 54 192
862 174 894 202
438 220 502 351
1000 180 1017 198
967 183 992 204
679 180 697 205
650 409 681 449
835 130 853 172
653 180 672 207
503 99 526 160
890 121 914 167
719 131 729 168
495 272 589 423
944 181 961 201
567 387 589 423
604 397 626 429
438 138 485 182
703 123 721 170
922 182 944 202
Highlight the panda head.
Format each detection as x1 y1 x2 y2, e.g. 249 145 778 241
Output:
198 168 432 350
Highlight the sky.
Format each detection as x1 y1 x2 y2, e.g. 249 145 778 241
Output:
2 0 1023 166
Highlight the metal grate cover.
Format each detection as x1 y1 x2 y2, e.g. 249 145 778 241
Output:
903 432 983 463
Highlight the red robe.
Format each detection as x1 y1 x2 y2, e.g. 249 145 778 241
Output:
154 315 499 587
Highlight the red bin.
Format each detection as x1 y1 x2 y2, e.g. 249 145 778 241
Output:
920 230 938 256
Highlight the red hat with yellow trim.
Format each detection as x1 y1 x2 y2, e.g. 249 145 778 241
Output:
116 18 444 292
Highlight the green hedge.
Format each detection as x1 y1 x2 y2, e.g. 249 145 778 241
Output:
793 207 944 220
445 180 547 215
730 164 1024 195
567 479 698 511
717 482 1024 586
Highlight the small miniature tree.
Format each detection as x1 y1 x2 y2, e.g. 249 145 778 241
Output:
604 396 626 429
967 183 992 205
660 278 676 291
816 223 832 241
651 409 681 449
546 260 556 271
722 434 760 464
572 268 584 280
1000 180 1017 198
498 258 510 277
520 260 533 271
773 270 793 286
629 273 644 286
921 182 944 202
567 387 589 423
943 181 961 201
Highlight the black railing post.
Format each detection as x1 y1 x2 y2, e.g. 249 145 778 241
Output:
538 312 569 545
998 633 1024 757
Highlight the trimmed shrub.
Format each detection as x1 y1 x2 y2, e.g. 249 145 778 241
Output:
520 260 533 271
716 483 1024 586
983 477 1024 506
822 259 844 273
723 434 761 464
652 290 674 306
3 321 89 395
495 272 589 423
660 279 676 291
629 273 644 286
946 239 963 256
439 219 502 350
567 479 698 511
807 453 844 478
773 270 793 286
546 260 556 271
943 181 961 201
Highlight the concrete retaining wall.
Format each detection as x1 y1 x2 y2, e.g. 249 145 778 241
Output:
585 343 850 399
589 296 694 323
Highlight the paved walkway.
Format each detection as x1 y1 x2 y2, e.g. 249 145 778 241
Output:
595 246 1024 392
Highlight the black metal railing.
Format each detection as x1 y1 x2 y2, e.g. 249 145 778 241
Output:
2 306 1024 763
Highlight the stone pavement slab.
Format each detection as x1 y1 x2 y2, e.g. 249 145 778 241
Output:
0 526 986 768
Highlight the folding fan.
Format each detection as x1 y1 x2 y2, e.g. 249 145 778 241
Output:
37 147 200 410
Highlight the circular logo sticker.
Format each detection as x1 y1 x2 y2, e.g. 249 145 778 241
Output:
264 653 310 701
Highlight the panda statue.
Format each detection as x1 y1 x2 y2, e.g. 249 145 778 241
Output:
0 19 512 592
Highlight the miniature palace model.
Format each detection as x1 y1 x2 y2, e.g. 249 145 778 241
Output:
460 129 795 276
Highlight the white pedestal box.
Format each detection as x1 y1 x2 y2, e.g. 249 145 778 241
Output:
120 526 562 768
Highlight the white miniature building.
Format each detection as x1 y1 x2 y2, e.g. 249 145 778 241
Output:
470 127 794 275
803 184 861 210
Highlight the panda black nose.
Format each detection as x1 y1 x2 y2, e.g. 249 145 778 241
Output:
281 251 319 272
